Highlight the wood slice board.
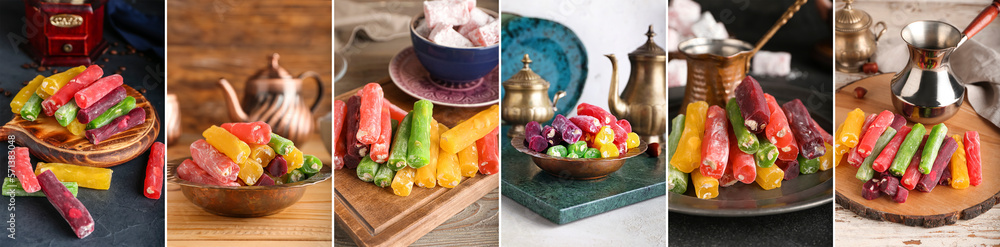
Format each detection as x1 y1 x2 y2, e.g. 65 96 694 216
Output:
334 78 499 247
834 73 1000 227
0 85 160 168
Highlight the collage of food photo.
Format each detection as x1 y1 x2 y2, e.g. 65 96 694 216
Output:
0 0 998 246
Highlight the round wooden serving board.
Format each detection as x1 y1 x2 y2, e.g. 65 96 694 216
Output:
0 85 160 168
835 74 1000 227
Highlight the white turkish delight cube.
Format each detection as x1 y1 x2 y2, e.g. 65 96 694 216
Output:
468 19 499 46
429 24 474 47
423 0 470 29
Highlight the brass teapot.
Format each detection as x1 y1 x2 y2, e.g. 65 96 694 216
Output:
606 25 667 143
218 53 326 144
501 54 565 136
835 0 886 72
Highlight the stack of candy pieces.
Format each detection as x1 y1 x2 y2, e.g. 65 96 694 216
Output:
177 121 324 186
834 106 983 204
668 76 831 199
521 103 641 159
417 0 499 47
333 82 500 197
9 65 147 144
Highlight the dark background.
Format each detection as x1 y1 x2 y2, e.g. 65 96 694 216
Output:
669 0 835 246
0 1 165 246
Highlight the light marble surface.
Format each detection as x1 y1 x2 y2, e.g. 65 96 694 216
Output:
834 1 1000 245
500 196 666 246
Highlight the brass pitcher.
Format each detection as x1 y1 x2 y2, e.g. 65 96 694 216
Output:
606 25 667 144
218 53 326 144
501 54 565 136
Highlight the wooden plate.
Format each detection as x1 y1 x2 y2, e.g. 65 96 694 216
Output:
835 74 1000 227
334 78 498 247
0 85 160 168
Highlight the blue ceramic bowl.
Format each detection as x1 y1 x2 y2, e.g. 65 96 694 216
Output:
409 8 500 84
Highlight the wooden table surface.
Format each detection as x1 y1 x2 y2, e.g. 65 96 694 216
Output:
168 0 333 135
167 133 333 245
334 1 499 246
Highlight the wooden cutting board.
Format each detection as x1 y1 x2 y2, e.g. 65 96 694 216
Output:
834 73 1000 227
334 78 499 247
0 85 160 168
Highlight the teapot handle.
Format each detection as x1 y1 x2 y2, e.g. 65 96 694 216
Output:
298 71 326 114
873 21 887 42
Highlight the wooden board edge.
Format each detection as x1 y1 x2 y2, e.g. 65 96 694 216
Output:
835 187 1000 228
334 174 499 247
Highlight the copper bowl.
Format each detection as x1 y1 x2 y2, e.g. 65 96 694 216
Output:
511 135 648 180
167 158 332 217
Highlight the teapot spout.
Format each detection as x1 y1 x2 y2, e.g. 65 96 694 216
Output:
605 54 629 117
218 78 249 122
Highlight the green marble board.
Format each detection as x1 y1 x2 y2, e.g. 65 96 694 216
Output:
500 126 666 224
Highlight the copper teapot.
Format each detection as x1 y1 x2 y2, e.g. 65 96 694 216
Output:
606 25 667 143
218 53 325 144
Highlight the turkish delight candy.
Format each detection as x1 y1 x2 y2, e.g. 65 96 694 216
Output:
177 159 240 186
569 116 601 134
916 137 957 192
782 99 825 159
457 7 493 36
577 103 616 125
38 170 94 239
77 86 126 124
190 139 240 182
735 76 769 133
86 107 146 144
423 0 470 29
429 25 473 48
893 186 909 203
34 163 112 190
357 83 383 144
12 147 40 193
776 159 799 181
699 105 729 179
42 65 103 116
221 121 272 145
254 173 276 186
476 127 499 175
468 19 499 46
862 178 881 200
75 74 124 109
552 114 582 144
267 156 288 177
751 51 791 77
144 142 165 199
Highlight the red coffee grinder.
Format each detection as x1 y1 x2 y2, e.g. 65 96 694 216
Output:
23 0 109 67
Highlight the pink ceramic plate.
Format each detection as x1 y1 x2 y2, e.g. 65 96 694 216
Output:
389 47 500 107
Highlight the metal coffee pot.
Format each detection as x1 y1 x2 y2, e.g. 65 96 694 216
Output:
606 25 667 143
891 1 999 124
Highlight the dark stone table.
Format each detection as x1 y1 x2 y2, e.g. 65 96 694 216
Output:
0 1 165 246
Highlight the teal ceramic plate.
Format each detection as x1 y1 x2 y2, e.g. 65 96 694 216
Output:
501 15 587 118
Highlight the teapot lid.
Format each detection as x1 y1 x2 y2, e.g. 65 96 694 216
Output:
250 53 294 80
835 0 873 33
503 54 549 88
629 25 666 57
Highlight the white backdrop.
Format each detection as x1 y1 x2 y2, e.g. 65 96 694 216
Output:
501 0 667 115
